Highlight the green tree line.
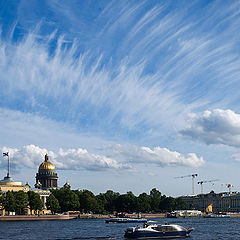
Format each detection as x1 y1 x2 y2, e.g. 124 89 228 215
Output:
49 188 187 214
0 190 43 214
0 188 187 214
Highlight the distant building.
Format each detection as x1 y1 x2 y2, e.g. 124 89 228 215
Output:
181 190 240 213
30 187 51 212
0 152 71 215
0 175 30 192
64 180 71 189
0 152 29 193
35 153 58 190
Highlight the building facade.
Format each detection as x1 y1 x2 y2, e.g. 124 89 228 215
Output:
0 153 60 215
0 176 30 192
182 191 240 213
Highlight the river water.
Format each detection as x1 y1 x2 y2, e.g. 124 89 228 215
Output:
0 217 239 240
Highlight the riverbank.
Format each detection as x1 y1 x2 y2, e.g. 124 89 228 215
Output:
74 213 167 219
0 213 166 221
0 214 75 221
74 212 240 219
2 212 240 221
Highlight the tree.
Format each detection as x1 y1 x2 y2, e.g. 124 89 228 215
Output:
150 188 162 212
175 197 187 210
77 190 99 213
0 190 3 205
3 191 16 213
160 196 176 212
137 192 151 212
14 191 28 215
46 194 60 214
51 188 79 212
116 191 137 213
103 190 120 212
28 191 43 213
96 193 107 214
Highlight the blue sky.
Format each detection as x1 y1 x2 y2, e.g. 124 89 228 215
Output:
1 0 240 196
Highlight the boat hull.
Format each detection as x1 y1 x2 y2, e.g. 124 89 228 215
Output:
106 218 147 223
205 214 230 218
125 229 193 239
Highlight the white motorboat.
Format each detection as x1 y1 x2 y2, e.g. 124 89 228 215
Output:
124 223 193 238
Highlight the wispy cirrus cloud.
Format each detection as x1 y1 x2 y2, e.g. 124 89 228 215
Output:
0 27 188 134
180 109 240 147
2 0 240 141
5 0 240 193
1 1 240 166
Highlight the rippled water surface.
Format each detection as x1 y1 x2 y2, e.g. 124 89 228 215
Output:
0 217 240 240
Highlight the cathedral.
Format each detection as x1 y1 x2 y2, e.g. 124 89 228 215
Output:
35 153 58 190
0 152 72 215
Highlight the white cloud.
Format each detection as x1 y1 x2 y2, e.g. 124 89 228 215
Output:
53 147 130 171
0 108 204 170
232 153 240 162
0 28 187 132
180 109 240 147
0 144 130 172
2 1 240 139
103 144 205 168
0 143 205 175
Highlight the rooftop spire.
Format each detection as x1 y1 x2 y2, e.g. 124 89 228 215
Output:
45 153 49 162
3 152 10 178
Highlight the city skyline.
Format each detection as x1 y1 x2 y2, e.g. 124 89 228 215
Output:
1 0 240 196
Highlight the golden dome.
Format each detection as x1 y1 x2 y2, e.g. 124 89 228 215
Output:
39 154 55 171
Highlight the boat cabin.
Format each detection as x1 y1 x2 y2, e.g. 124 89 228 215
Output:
151 224 186 232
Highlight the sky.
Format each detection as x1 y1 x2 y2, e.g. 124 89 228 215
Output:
1 0 240 197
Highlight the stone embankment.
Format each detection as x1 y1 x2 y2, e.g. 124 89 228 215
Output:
0 213 166 221
127 213 166 218
74 213 166 219
3 212 240 221
227 213 240 218
0 214 74 221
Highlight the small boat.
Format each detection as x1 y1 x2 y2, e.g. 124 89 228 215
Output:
124 223 193 238
105 218 147 223
205 214 230 218
167 210 203 218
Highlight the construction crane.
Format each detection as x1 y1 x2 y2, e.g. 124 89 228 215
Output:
220 183 234 193
175 174 198 195
226 184 233 193
197 179 219 194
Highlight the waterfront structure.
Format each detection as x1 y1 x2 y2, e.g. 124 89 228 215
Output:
35 154 58 190
0 152 29 192
64 180 71 189
0 152 59 215
0 176 30 192
0 171 30 216
27 188 51 214
168 210 203 217
181 190 240 213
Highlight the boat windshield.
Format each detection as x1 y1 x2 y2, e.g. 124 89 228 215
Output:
152 225 185 232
